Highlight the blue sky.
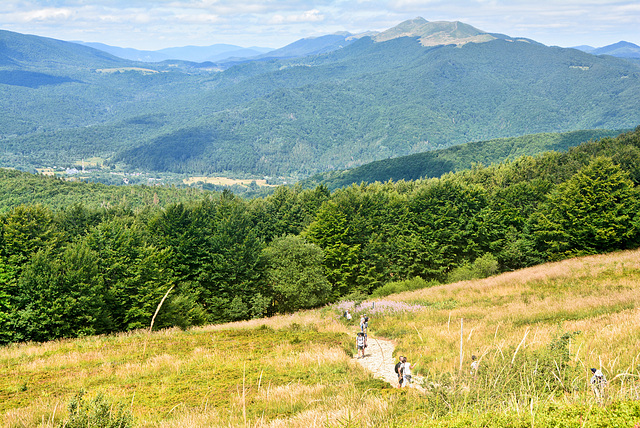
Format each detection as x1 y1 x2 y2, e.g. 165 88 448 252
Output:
2 1 639 50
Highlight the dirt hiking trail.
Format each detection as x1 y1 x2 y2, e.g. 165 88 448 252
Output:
354 336 424 391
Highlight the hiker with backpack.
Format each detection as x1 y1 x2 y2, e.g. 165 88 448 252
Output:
590 368 607 400
394 356 404 388
359 313 369 329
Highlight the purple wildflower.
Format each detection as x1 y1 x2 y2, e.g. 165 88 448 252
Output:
333 299 423 316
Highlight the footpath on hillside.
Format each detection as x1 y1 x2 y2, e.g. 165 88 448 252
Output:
354 336 424 392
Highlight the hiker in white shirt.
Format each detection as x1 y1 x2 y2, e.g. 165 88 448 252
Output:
401 357 417 387
356 332 366 358
590 368 607 400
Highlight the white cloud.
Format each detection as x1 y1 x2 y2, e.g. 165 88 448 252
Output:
14 7 75 22
174 13 222 24
268 9 325 24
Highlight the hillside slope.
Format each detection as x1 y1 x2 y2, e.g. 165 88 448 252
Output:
2 249 640 427
300 128 628 189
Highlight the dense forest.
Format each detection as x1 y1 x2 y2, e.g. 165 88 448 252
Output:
1 127 639 344
301 128 627 190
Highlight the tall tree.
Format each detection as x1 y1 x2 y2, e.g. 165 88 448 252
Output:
533 157 640 259
12 243 107 342
260 235 331 313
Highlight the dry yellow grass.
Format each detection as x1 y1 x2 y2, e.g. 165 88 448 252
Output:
375 249 640 380
3 249 640 427
182 176 276 187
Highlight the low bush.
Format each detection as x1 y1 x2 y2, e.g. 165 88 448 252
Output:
58 390 134 428
371 276 438 298
447 253 499 283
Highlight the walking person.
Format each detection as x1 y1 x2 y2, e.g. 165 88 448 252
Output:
394 356 404 388
401 356 417 387
590 368 607 401
356 332 366 358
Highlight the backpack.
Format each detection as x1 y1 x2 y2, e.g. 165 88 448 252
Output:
394 361 403 375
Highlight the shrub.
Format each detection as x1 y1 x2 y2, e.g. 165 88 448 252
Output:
58 390 134 428
371 276 437 298
447 253 499 283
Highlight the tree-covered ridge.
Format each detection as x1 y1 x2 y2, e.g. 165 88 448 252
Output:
2 27 640 178
301 128 627 190
0 168 212 213
1 127 640 345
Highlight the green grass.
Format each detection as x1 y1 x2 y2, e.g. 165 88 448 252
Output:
1 321 368 426
3 249 640 427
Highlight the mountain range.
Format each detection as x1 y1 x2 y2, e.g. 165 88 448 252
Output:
1 18 639 181
76 19 640 64
74 41 273 63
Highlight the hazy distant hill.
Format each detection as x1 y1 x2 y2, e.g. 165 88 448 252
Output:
0 29 127 70
572 45 595 53
253 33 362 60
75 42 170 62
574 41 640 59
592 41 640 59
300 129 628 190
156 44 272 62
1 19 640 179
76 41 273 63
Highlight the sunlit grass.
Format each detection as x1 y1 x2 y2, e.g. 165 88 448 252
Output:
0 318 373 427
3 248 640 427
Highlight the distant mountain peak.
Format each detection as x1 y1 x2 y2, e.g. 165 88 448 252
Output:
591 40 640 58
373 17 497 46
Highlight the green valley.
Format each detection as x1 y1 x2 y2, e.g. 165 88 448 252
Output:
2 19 640 180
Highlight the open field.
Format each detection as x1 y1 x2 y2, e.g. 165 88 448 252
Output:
95 68 159 74
183 176 276 187
2 249 640 427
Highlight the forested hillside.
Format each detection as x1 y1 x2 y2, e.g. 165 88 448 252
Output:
2 19 640 179
1 127 639 345
302 128 627 189
0 168 211 213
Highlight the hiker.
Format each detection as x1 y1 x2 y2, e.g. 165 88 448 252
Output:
394 356 404 388
356 332 366 358
360 314 369 333
345 310 352 322
401 356 417 387
470 355 479 375
590 368 607 400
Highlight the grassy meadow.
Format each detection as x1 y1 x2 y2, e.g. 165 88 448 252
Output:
2 249 640 427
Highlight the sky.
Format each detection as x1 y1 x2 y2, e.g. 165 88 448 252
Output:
1 1 639 51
